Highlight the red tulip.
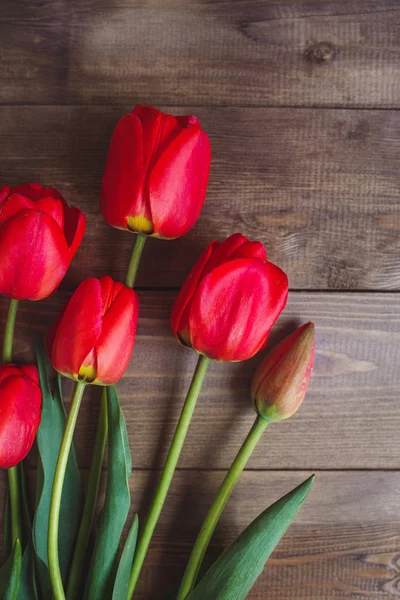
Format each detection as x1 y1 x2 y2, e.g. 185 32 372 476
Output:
48 276 139 385
170 233 289 362
0 364 42 469
101 105 211 239
0 183 86 301
251 322 315 421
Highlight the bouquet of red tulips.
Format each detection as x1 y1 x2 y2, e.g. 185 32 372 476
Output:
0 105 315 600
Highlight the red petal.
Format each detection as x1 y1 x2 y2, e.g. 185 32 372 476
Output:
188 258 288 361
20 365 40 385
0 365 22 385
101 113 147 229
11 183 45 201
95 286 139 384
176 115 200 128
230 240 267 262
201 233 249 277
0 192 36 226
0 210 70 300
170 240 220 339
132 105 163 165
35 197 65 230
63 206 86 260
51 278 103 375
0 375 42 468
99 275 123 313
149 128 211 238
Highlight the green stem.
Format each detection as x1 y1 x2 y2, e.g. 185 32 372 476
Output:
7 467 22 546
20 462 32 538
2 298 18 363
177 415 268 600
48 381 86 600
128 355 210 598
125 233 147 289
2 298 22 546
66 388 108 600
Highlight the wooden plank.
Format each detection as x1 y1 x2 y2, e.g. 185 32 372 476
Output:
65 0 400 108
63 0 400 109
0 1 68 105
2 0 399 107
128 471 400 600
2 291 399 470
3 470 400 599
0 106 399 290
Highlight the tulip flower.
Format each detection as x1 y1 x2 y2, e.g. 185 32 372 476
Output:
170 233 289 362
128 234 288 598
48 276 139 596
0 183 86 301
0 364 42 469
48 275 139 385
177 323 316 600
101 105 211 240
252 322 315 421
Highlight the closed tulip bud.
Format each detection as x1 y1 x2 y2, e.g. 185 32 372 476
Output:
0 364 42 468
170 233 288 362
0 183 86 300
251 322 315 422
101 105 211 239
48 276 139 385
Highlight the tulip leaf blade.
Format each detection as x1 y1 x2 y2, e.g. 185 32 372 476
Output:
17 542 38 600
112 514 139 600
0 539 22 600
187 475 314 600
85 385 132 600
32 341 82 594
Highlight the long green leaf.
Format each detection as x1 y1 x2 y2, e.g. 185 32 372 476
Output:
187 475 314 600
112 514 138 600
33 342 82 595
17 543 38 600
85 385 132 600
0 539 22 600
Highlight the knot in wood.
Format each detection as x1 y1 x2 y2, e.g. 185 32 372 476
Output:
305 42 337 64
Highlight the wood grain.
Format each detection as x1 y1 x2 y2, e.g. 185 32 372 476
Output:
0 2 399 598
2 1 400 108
6 469 400 599
128 470 400 600
0 1 68 105
1 290 399 470
0 106 399 290
66 0 400 108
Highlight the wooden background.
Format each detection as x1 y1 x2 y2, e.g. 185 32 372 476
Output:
1 1 400 598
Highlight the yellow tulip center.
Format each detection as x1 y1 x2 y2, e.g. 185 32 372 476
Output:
127 215 153 234
78 364 97 383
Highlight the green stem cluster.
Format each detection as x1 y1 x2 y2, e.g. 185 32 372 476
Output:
177 415 268 599
66 389 108 600
49 229 147 598
48 381 86 600
127 355 210 598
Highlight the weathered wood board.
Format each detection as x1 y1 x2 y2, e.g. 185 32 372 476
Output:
0 106 399 290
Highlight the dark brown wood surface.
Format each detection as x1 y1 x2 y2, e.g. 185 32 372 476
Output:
3 291 399 471
0 106 399 290
0 0 399 599
3 469 398 600
1 1 400 108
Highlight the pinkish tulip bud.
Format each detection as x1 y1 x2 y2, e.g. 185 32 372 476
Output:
251 322 315 422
